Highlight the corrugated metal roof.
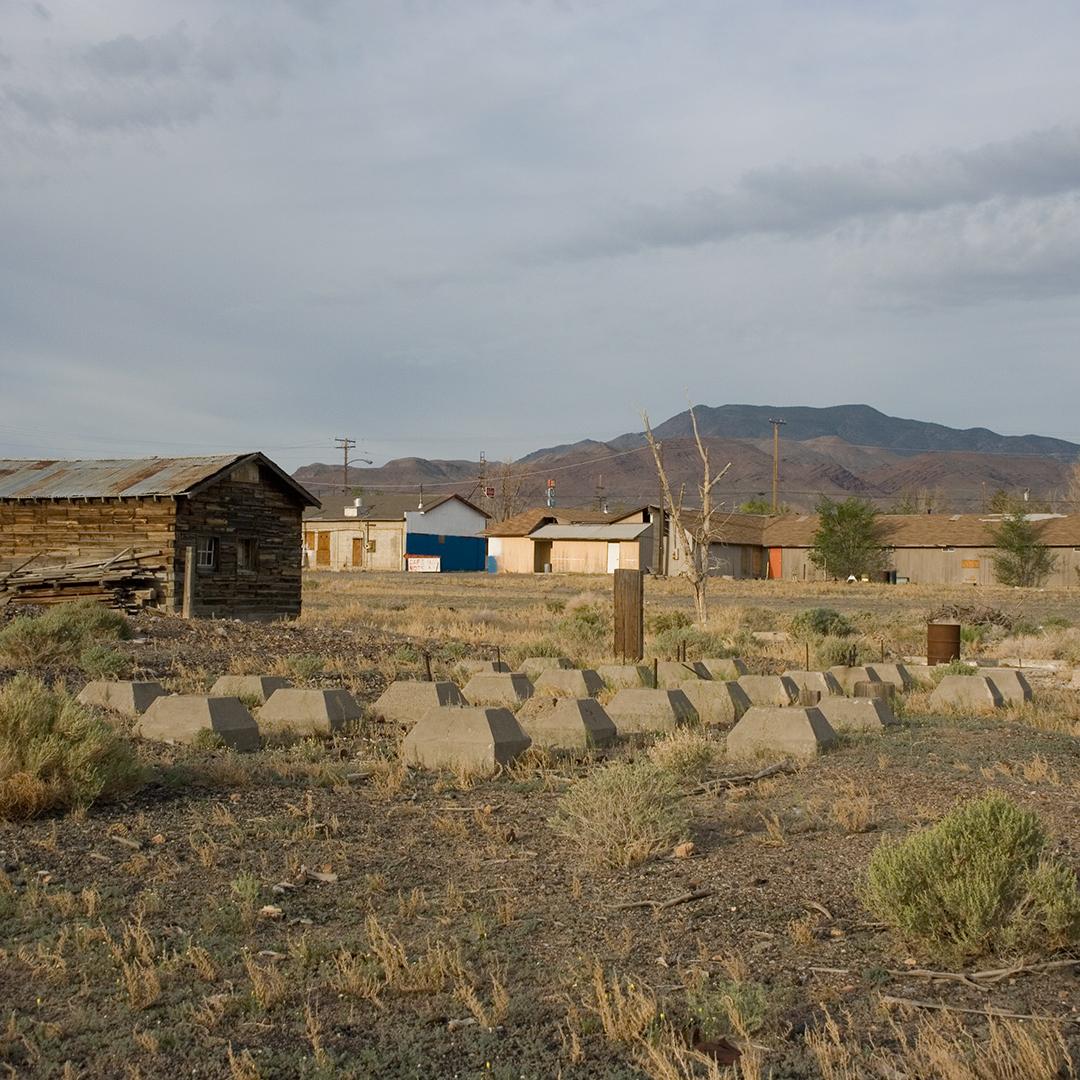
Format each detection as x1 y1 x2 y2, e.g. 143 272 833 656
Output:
0 454 319 506
531 523 650 541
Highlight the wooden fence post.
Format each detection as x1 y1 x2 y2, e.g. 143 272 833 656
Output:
182 545 194 619
613 568 644 661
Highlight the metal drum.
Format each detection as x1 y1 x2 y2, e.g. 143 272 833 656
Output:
927 622 961 665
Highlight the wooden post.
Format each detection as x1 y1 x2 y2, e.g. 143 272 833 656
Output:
424 652 433 682
181 545 194 619
613 568 644 662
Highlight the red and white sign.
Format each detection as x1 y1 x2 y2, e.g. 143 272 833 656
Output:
406 556 441 573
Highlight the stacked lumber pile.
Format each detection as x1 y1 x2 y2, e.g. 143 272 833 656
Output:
0 549 165 612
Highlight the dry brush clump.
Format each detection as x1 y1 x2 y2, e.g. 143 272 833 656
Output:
860 792 1080 962
0 675 143 820
550 761 690 868
647 728 722 783
0 599 131 670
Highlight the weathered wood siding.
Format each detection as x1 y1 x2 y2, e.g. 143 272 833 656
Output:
0 499 177 604
175 468 304 619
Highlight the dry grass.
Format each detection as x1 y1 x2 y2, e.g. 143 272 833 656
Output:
829 779 878 833
550 761 690 868
647 727 722 782
807 1006 1073 1079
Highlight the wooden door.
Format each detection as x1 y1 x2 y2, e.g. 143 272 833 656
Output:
768 547 782 580
351 538 364 568
316 532 331 567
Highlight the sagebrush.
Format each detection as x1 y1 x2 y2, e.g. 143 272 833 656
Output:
861 792 1080 960
0 676 143 819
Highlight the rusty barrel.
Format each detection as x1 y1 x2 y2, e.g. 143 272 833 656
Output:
927 622 961 665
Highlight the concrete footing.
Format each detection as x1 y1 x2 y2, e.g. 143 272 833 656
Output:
983 669 1034 705
605 688 697 735
698 657 749 680
402 706 531 771
209 675 292 703
259 688 362 735
818 697 898 733
596 664 653 689
371 680 466 725
78 680 166 716
138 695 260 751
461 673 534 708
828 666 884 695
677 680 751 727
654 661 706 688
865 664 915 692
726 706 837 759
782 670 843 699
521 656 575 680
457 660 511 676
929 676 1004 713
736 675 800 707
517 697 616 752
533 668 605 698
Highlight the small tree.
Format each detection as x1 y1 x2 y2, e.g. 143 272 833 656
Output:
808 497 888 580
990 511 1057 587
642 405 731 624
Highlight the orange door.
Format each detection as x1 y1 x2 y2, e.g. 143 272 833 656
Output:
316 532 331 567
351 538 364 568
768 547 782 579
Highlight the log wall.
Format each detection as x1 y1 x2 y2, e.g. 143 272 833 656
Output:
0 499 177 604
175 468 304 619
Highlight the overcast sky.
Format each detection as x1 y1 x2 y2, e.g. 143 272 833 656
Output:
3 0 1080 470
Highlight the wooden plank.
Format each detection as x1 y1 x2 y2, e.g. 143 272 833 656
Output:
613 568 644 661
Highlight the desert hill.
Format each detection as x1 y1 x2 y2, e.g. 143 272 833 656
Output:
293 404 1079 514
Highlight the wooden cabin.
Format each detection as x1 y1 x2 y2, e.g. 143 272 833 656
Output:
0 453 319 619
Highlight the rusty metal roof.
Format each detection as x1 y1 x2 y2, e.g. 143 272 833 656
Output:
0 454 320 506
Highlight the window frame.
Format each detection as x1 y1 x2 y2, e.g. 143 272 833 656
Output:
196 536 219 571
237 537 258 573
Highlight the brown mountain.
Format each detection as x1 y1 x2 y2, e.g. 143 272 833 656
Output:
293 405 1079 514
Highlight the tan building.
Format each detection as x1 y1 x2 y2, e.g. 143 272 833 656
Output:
762 513 1080 585
486 506 653 574
303 493 490 572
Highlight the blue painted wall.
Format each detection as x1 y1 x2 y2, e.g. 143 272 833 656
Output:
406 532 487 572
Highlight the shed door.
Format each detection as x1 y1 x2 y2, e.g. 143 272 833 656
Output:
607 542 620 573
316 532 331 567
351 538 364 568
768 547 782 580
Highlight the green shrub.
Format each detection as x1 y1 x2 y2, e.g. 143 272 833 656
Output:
814 635 868 668
685 975 767 1040
930 660 977 681
0 675 142 820
652 625 732 660
860 793 1080 961
79 644 128 679
550 762 689 868
738 607 777 631
285 654 326 681
0 600 131 668
648 610 693 635
790 608 855 640
559 604 608 648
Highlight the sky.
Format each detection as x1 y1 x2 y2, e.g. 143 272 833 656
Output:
3 0 1080 471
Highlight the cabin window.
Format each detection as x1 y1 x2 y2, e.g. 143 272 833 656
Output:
237 538 258 572
197 537 219 570
438 535 446 544
367 539 377 553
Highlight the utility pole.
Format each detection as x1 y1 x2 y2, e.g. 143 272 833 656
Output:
334 436 356 494
768 418 786 513
652 442 664 574
594 473 607 513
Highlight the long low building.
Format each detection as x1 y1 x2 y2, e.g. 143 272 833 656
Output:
485 504 1080 585
763 512 1080 585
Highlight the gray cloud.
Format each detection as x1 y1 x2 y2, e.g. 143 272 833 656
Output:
567 126 1080 257
1 1 1079 467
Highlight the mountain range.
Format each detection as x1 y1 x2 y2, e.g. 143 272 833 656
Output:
293 404 1080 514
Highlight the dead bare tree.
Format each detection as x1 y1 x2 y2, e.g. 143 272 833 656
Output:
642 405 732 624
494 460 527 522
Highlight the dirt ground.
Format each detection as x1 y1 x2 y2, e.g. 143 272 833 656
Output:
1 572 1079 1078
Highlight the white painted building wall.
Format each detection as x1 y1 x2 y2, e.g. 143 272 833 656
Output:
405 499 487 538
